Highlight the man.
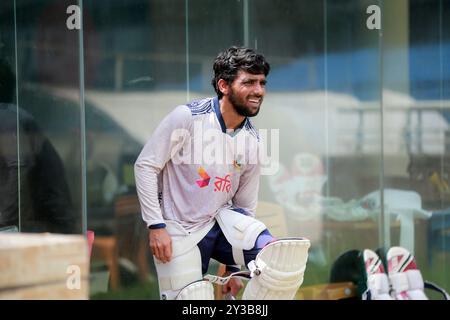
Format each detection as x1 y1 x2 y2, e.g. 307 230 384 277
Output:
135 46 310 300
0 59 75 233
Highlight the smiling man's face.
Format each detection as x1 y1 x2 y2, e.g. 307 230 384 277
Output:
227 70 267 117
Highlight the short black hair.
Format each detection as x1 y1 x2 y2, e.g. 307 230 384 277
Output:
0 59 15 103
211 46 270 99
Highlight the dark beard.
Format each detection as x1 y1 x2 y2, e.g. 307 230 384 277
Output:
228 90 261 117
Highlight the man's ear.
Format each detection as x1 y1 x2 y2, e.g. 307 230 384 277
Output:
217 79 229 96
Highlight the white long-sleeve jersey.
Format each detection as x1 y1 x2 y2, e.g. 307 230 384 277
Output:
134 97 261 232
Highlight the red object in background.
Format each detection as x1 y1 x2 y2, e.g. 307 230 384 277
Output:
86 230 95 259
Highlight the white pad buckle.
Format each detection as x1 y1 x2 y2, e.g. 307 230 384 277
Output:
248 259 267 277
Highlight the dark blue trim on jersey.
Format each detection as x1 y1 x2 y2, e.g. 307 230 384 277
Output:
188 98 214 115
213 96 247 134
225 265 241 273
148 223 166 229
231 207 250 216
213 97 227 133
244 119 259 141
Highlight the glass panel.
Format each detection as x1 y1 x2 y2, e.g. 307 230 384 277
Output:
4 0 450 301
249 0 382 290
186 0 244 98
383 0 450 298
84 0 247 299
1 0 83 234
83 0 187 298
1 1 19 232
83 0 385 299
185 0 245 279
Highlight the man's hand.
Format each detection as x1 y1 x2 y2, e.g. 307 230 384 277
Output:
222 270 244 297
149 228 172 263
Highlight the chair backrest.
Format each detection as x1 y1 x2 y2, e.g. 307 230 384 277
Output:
114 194 142 217
86 230 95 259
296 282 357 300
113 194 147 262
256 201 288 238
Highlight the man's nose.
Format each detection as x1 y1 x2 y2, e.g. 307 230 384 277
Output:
253 83 265 96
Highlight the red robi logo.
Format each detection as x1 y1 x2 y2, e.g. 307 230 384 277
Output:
196 167 210 188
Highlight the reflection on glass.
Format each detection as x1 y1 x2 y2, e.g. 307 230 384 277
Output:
1 0 84 233
382 0 450 296
246 0 383 291
10 0 84 234
0 59 76 233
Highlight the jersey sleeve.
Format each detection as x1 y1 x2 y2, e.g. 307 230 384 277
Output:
134 105 191 227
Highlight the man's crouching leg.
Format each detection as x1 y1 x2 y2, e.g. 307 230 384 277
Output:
154 245 214 300
215 207 311 300
242 238 311 300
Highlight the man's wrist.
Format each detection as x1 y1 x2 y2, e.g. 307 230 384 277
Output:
148 223 166 229
225 265 241 273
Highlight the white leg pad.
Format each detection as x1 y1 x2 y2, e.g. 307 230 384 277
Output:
390 270 428 300
242 238 310 300
216 207 268 266
154 220 215 300
406 270 427 299
362 249 394 300
367 273 393 300
155 245 203 300
216 207 267 250
176 280 215 300
387 246 428 300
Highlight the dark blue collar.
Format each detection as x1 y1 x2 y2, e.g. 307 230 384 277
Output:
213 96 247 134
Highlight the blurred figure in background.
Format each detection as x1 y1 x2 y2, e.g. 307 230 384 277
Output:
0 58 76 233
